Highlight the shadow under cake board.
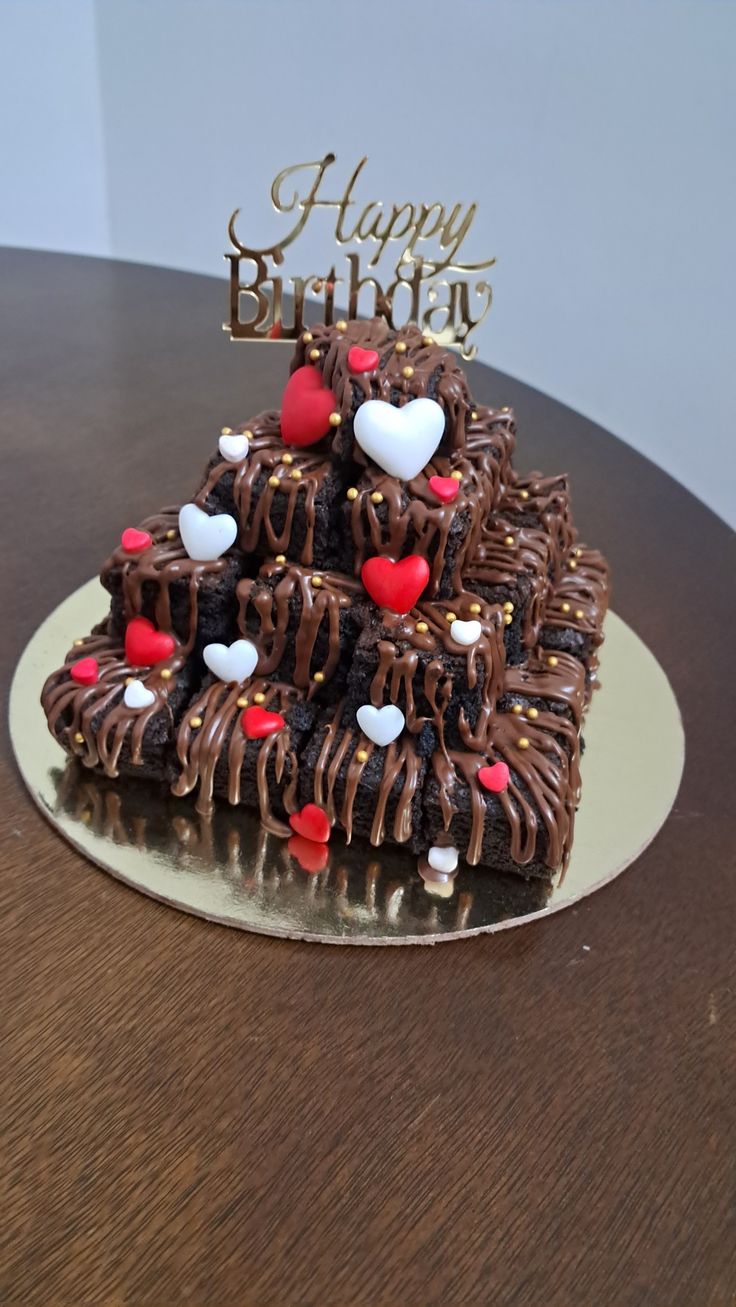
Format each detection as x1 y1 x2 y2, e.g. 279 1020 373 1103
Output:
10 579 685 945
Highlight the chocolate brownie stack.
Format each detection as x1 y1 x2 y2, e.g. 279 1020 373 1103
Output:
41 318 609 881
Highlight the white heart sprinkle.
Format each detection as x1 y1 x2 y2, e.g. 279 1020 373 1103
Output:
356 703 405 747
219 432 249 463
123 679 155 710
354 397 445 481
450 618 482 646
179 503 237 562
203 639 258 684
427 845 459 874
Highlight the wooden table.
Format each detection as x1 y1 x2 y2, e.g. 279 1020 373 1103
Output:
2 250 734 1307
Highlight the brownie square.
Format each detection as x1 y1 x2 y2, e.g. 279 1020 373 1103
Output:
463 518 554 663
503 471 576 582
540 546 610 669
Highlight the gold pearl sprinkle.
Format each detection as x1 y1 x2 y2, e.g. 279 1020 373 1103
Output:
268 475 280 488
254 692 266 705
160 668 172 680
402 365 414 379
395 341 407 354
517 737 530 750
290 468 302 480
281 452 294 465
243 429 253 440
328 412 342 427
501 406 510 413
519 489 530 500
575 547 583 558
313 671 325 684
575 608 585 619
547 655 559 667
415 621 429 634
74 731 85 744
370 491 384 505
221 426 232 436
450 470 463 481
502 601 514 613
311 576 323 588
422 334 433 345
236 696 249 708
567 559 577 570
309 348 320 362
275 554 286 564
73 639 84 647
446 612 457 623
504 613 513 626
166 529 177 540
527 706 539 719
124 676 134 686
336 319 347 331
190 716 203 729
470 410 478 421
512 704 523 715
302 331 313 344
561 602 571 613
469 602 481 614
504 535 515 546
346 487 358 501
356 749 369 763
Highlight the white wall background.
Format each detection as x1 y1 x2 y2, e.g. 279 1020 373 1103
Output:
1 0 734 526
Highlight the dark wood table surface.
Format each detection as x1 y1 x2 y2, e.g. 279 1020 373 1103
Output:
2 249 734 1307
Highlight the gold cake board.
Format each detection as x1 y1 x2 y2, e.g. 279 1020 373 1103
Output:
10 580 685 945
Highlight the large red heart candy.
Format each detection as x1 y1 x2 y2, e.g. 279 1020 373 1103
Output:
289 803 331 843
281 365 338 447
125 617 175 667
428 476 459 504
70 656 98 686
288 834 329 875
361 555 430 614
347 346 379 374
121 527 152 553
478 761 510 794
241 706 286 740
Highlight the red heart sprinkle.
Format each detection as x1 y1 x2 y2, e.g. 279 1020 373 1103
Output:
289 803 331 843
288 834 329 874
70 656 98 686
428 476 460 504
268 319 283 339
281 365 338 447
124 617 176 667
241 706 286 740
347 346 380 374
361 555 430 614
478 761 510 794
121 527 152 553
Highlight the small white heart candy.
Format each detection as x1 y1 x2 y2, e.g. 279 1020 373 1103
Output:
219 432 249 463
179 503 238 562
203 639 258 684
427 845 459 874
356 703 405 747
354 397 445 481
123 679 155 710
450 618 482 647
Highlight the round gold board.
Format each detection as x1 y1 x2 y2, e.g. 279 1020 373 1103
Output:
10 580 685 945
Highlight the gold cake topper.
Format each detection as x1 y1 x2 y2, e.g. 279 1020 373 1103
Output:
225 154 495 359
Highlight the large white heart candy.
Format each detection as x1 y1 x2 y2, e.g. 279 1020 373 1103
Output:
179 504 237 562
203 639 258 684
123 679 155 710
354 397 445 481
427 845 459 874
356 703 405 747
450 618 482 647
218 432 249 463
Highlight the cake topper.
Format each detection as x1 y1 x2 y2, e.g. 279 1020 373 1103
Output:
225 154 495 359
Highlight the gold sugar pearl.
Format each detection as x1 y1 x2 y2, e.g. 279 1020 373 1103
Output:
567 559 577 570
74 732 85 744
450 470 463 481
517 737 530 750
395 341 407 354
236 696 249 708
290 468 302 480
302 331 313 344
501 406 510 413
328 412 342 427
190 716 203 729
470 410 478 421
575 608 585 619
527 706 539 720
547 655 559 667
512 704 523 715
281 452 294 465
312 280 323 293
243 429 253 441
309 348 320 362
336 320 347 331
268 475 280 488
575 547 583 557
504 535 515 546
561 602 571 614
346 487 358 501
311 576 323 587
469 602 481 614
221 426 233 436
73 639 84 647
422 334 433 346
370 492 384 505
124 676 134 686
356 749 369 763
402 366 414 379
445 612 457 623
502 601 514 613
275 554 286 564
254 692 266 705
160 668 172 680
504 613 513 626
415 621 429 634
313 671 325 684
519 489 530 500
165 529 177 540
